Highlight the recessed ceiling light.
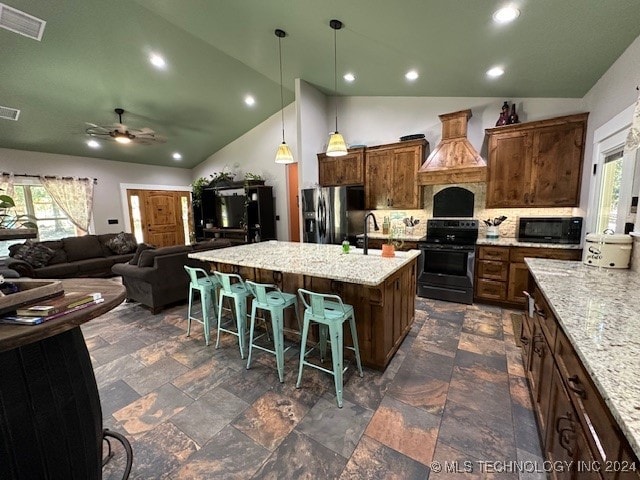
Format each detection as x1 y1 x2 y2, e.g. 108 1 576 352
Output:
343 73 355 82
486 66 505 78
172 152 182 160
493 6 520 24
405 70 419 81
86 140 100 148
244 95 256 106
149 53 166 69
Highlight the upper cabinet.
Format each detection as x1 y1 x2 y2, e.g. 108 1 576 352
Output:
485 113 588 208
317 147 365 187
364 139 427 209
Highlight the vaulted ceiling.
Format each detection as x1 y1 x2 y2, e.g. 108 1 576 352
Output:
1 0 639 168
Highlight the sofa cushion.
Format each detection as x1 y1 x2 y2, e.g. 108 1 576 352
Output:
109 253 136 265
10 240 55 268
39 240 67 265
97 233 118 256
129 243 155 265
137 245 191 267
35 263 79 278
105 232 137 255
63 236 105 262
74 258 114 274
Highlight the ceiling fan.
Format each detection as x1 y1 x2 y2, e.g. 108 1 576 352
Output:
85 108 166 145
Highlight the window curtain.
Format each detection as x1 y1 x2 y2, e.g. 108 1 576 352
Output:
0 173 15 198
39 177 94 232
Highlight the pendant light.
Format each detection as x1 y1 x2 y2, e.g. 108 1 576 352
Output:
274 29 295 164
325 19 348 157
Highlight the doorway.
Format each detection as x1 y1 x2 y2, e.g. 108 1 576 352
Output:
126 189 190 247
287 163 300 242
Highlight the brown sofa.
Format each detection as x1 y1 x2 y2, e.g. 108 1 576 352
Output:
111 239 231 313
6 233 136 278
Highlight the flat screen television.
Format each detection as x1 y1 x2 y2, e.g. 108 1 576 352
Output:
216 194 245 228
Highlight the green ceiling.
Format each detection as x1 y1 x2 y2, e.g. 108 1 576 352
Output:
1 0 639 168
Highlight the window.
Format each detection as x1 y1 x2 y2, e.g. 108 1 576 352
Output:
0 183 85 256
594 149 623 233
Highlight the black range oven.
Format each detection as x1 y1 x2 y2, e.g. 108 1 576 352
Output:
417 219 478 305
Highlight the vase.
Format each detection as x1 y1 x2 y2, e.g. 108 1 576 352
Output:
486 226 500 239
381 244 395 257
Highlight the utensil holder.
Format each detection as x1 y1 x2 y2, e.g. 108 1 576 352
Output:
486 226 500 239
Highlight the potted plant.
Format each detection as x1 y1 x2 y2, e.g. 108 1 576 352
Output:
210 171 236 188
244 172 265 187
0 191 38 240
382 229 404 258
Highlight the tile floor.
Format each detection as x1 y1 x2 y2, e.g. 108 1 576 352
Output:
86 296 546 479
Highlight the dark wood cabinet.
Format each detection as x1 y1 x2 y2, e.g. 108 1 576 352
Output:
318 147 365 186
485 113 588 208
475 246 581 307
525 276 640 480
364 139 426 210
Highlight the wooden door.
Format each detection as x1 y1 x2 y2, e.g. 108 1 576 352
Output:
127 189 188 247
529 122 585 207
507 262 529 305
365 149 393 209
391 145 422 209
486 130 533 207
287 163 300 242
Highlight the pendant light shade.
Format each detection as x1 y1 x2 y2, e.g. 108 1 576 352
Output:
326 19 347 157
274 29 295 164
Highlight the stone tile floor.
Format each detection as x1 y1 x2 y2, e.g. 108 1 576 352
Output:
86 297 545 479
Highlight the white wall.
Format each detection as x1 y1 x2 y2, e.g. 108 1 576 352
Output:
0 148 192 233
296 79 330 189
192 103 297 241
581 34 640 211
336 96 585 161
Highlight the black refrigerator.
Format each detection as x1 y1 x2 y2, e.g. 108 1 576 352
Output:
301 186 365 245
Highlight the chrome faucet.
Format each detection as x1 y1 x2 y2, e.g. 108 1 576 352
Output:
363 212 380 255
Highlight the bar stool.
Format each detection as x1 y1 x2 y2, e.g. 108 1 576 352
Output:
214 271 252 358
245 280 300 383
296 288 363 408
183 266 219 346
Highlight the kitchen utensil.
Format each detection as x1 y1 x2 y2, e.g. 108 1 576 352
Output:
403 218 411 227
494 217 500 226
413 219 420 226
484 219 492 226
494 215 507 226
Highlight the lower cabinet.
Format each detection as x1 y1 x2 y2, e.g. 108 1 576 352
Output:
524 278 640 480
475 245 582 307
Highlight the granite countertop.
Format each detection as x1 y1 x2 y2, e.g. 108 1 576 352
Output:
477 237 583 249
189 241 421 287
525 258 640 457
356 233 426 242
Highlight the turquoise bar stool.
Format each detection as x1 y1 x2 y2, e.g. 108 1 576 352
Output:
183 266 219 346
245 280 300 383
214 271 252 358
296 288 364 408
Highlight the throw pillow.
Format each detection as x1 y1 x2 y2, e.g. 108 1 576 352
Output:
106 232 138 255
10 240 55 268
129 243 155 265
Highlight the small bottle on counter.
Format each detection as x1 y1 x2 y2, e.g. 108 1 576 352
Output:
342 238 350 254
382 217 390 235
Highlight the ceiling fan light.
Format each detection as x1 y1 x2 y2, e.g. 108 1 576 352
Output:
114 134 132 144
275 142 295 164
326 132 348 157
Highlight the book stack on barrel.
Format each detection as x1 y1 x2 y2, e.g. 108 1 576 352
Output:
0 291 103 325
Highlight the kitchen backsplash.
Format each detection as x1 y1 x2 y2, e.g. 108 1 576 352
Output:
373 182 582 238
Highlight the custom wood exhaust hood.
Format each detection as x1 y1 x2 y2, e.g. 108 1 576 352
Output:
417 109 487 185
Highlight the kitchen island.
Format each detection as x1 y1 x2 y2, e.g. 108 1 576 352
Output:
190 241 421 370
525 258 640 474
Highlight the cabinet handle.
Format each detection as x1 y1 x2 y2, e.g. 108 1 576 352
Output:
524 192 529 204
520 336 529 346
534 306 547 319
533 334 545 357
556 412 576 456
530 192 535 203
567 374 587 399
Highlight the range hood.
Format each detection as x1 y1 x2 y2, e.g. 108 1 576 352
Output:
417 109 486 185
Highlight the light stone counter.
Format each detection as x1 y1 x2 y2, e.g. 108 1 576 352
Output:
525 258 640 457
477 237 583 249
190 241 421 287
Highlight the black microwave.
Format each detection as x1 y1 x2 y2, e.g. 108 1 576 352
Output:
517 217 583 244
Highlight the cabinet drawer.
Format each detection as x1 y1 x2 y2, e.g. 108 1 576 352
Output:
533 287 557 346
478 246 510 262
477 260 508 281
555 327 622 466
510 247 582 263
476 278 507 300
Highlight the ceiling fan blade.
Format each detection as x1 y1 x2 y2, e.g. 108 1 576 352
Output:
136 127 155 135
